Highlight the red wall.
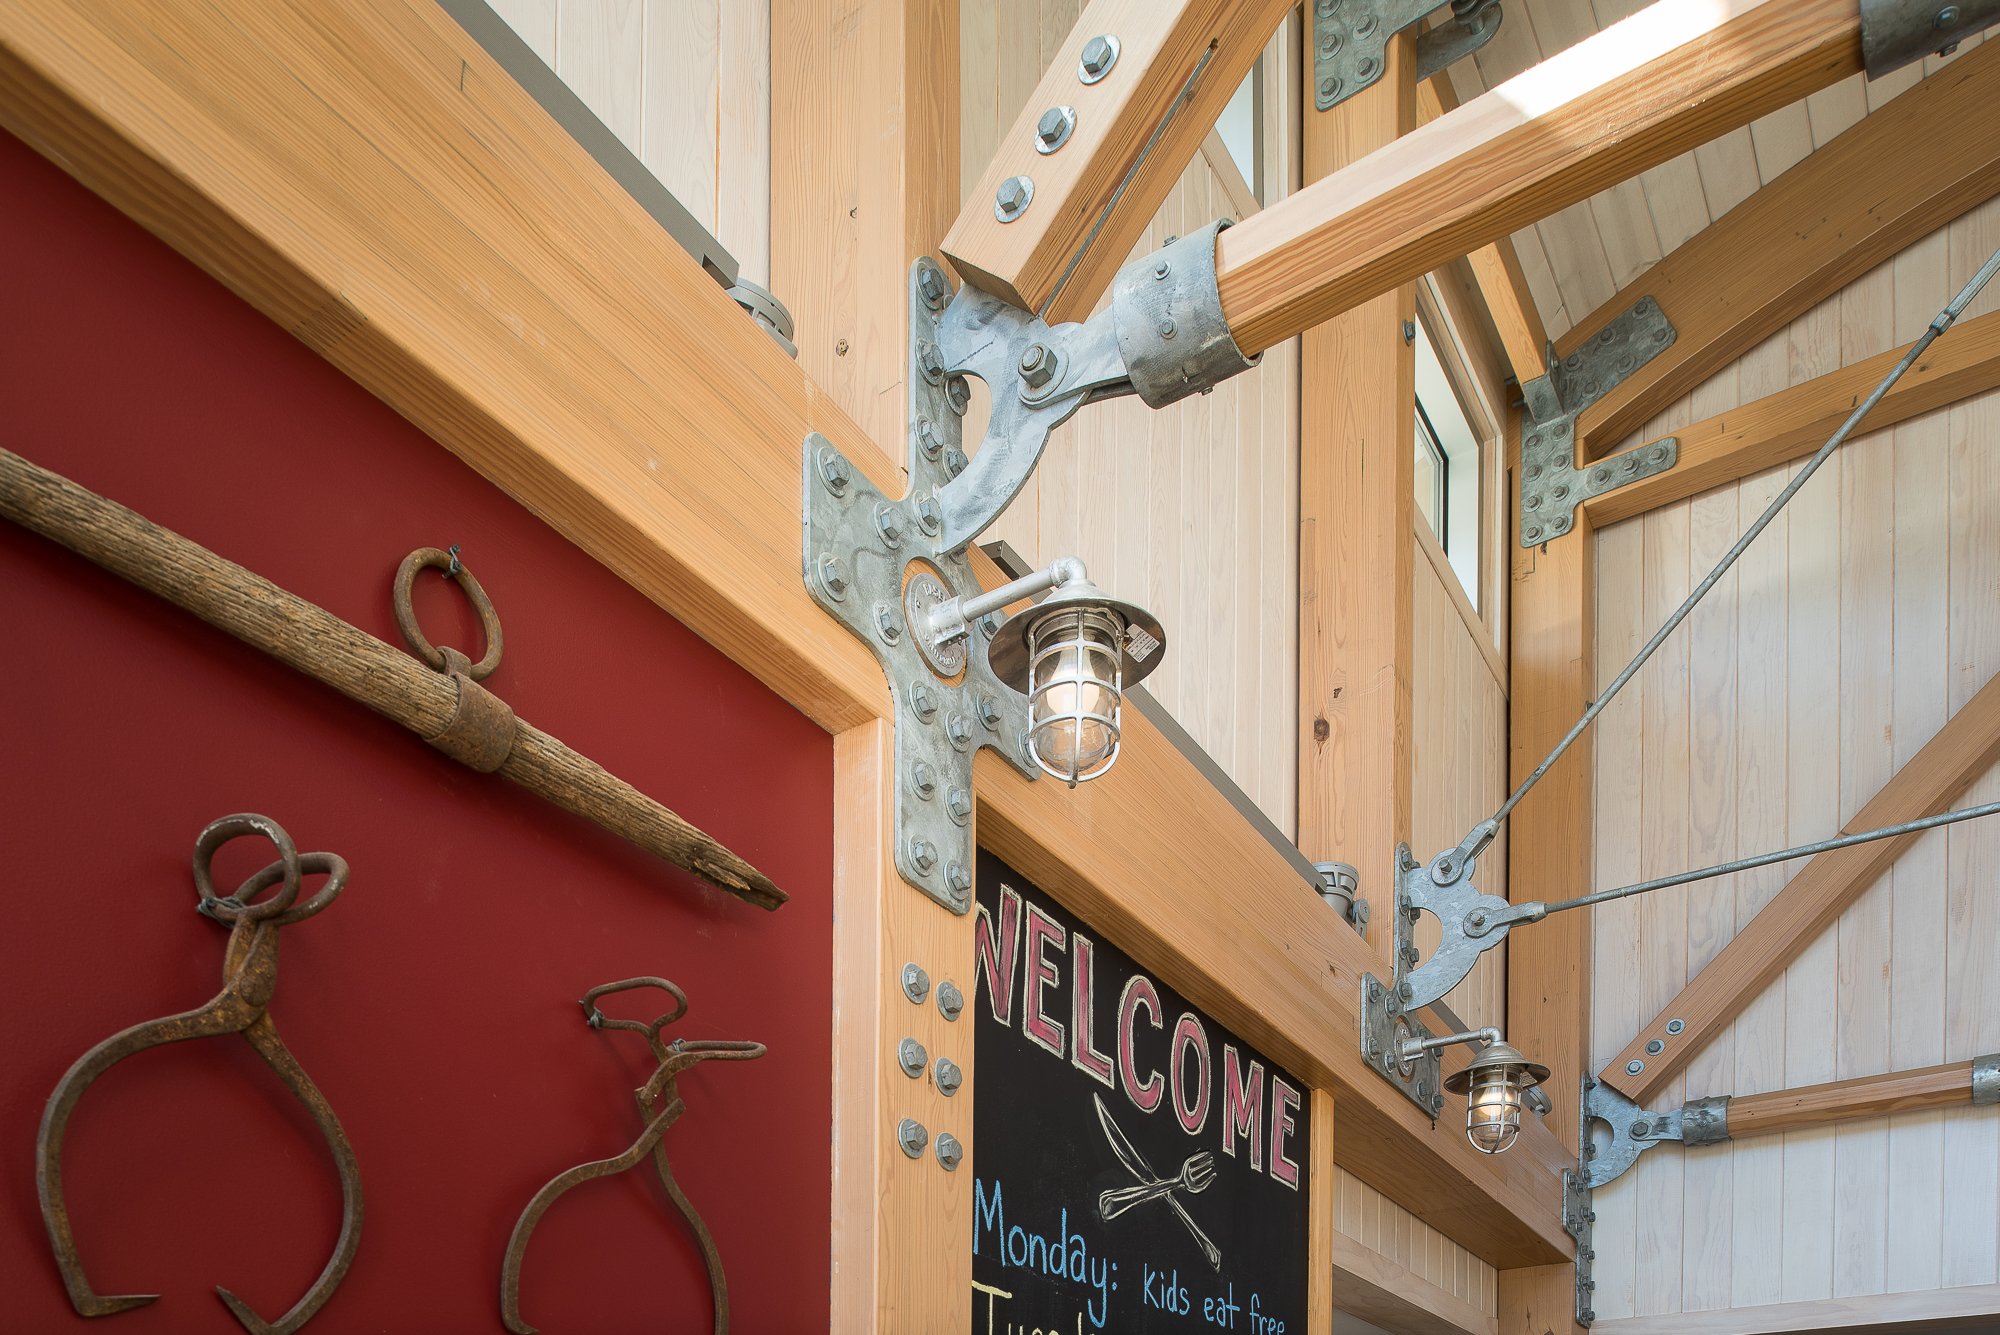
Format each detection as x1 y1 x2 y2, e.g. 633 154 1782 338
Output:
0 128 832 1331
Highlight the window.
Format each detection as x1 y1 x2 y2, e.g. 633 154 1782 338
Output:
1411 315 1484 608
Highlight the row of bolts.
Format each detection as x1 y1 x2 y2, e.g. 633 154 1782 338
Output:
991 34 1120 223
897 963 968 1170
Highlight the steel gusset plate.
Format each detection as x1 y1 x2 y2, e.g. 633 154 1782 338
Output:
800 262 1040 911
1313 0 1503 111
1389 844 1517 1014
1519 295 1680 546
1358 973 1445 1119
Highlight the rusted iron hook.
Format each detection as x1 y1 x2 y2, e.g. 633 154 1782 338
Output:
500 978 764 1335
36 814 363 1333
393 546 515 773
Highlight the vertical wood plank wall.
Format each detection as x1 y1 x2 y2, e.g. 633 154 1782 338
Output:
1586 196 2000 1325
482 1 1502 1324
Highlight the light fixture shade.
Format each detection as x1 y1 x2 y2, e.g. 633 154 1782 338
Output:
1441 1039 1549 1156
986 576 1165 788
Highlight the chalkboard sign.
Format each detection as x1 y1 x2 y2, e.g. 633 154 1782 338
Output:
971 849 1311 1333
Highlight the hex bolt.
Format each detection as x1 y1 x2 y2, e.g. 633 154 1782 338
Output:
945 787 972 826
935 1057 963 1095
935 1132 963 1171
1632 1118 1651 1138
898 1037 928 1077
901 962 931 1004
1523 524 1543 543
915 494 943 536
946 712 973 750
1626 1059 1646 1076
909 761 938 800
909 839 939 874
1665 1017 1685 1035
874 602 903 645
1158 317 1177 340
875 504 905 547
1318 76 1339 100
945 862 972 904
1078 34 1120 83
1035 105 1077 155
945 375 972 416
910 682 939 721
945 448 969 477
976 694 1002 730
818 448 851 494
994 175 1034 223
1645 1038 1665 1055
917 341 945 384
936 979 965 1020
897 1117 929 1159
917 262 949 310
916 418 943 460
1019 342 1055 389
1154 260 1171 280
815 555 849 601
978 613 1002 640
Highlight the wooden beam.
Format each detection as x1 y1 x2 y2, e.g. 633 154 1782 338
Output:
1590 1279 2000 1335
1415 76 1547 386
940 0 1291 322
1334 1226 1502 1335
1297 30 1417 958
1569 34 2000 459
1724 1059 1986 1139
1500 1263 1585 1335
1603 669 2000 1104
771 2 961 1326
1308 1091 1338 1332
1507 441 1594 1157
1583 306 2000 526
1214 0 1865 357
0 0 1577 1269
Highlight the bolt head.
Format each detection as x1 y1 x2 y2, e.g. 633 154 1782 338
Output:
910 761 937 799
915 418 943 460
897 1117 929 1158
1154 261 1171 280
917 341 945 383
910 838 938 873
901 963 930 1003
1626 1059 1645 1076
1631 1118 1650 1138
1319 76 1339 99
995 175 1034 221
1158 317 1177 340
1666 1018 1685 1035
916 494 944 534
1020 342 1055 389
917 263 948 309
874 602 903 643
935 1132 963 1170
1645 1038 1665 1055
816 555 849 599
944 448 968 477
976 694 1002 729
945 787 972 825
935 1057 963 1095
910 683 939 720
898 1037 927 1076
875 504 905 546
946 712 973 749
1035 105 1076 154
937 980 965 1020
945 375 972 415
945 862 972 903
1939 4 1963 26
1079 34 1119 81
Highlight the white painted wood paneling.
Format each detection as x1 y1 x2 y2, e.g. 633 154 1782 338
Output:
1586 194 2000 1325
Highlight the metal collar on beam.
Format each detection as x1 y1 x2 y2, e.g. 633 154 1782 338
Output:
1862 0 2000 77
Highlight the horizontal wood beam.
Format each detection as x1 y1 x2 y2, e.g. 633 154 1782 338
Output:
941 0 1290 323
1724 1059 1987 1140
1333 1227 1500 1335
1603 669 2000 1104
1584 306 2000 525
1415 75 1547 386
1570 33 2000 458
0 0 1574 1269
1213 0 1864 357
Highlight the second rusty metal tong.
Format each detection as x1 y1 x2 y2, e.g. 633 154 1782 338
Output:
500 977 764 1335
36 813 363 1334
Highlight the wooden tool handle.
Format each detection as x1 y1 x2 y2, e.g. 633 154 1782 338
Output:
0 447 785 911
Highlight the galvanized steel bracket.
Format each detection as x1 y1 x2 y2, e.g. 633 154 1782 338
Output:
1312 0 1503 111
1358 972 1446 1119
1561 1158 1597 1327
1975 1052 2000 1106
1519 296 1680 546
800 271 1041 913
1861 0 2000 77
1578 1075 1691 1190
1389 842 1520 1014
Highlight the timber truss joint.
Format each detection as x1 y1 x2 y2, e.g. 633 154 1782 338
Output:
1312 0 1503 111
1519 296 1680 545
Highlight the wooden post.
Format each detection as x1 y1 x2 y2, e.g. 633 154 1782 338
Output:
1297 32 1416 955
772 3 963 1328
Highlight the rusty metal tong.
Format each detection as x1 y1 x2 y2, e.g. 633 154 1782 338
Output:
500 977 764 1335
36 813 363 1333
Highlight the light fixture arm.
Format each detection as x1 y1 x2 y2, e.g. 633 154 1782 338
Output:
927 556 1087 648
1398 1025 1501 1063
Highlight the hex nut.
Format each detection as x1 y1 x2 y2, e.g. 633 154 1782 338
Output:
898 1037 927 1077
897 1118 929 1159
901 962 931 1004
936 979 965 1020
935 1057 963 1096
995 175 1035 222
1035 105 1077 154
935 1131 963 1171
1079 34 1120 82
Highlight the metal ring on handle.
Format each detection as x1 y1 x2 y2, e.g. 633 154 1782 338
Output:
393 546 504 680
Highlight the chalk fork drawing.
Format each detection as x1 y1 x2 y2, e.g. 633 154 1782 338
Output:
1092 1093 1223 1270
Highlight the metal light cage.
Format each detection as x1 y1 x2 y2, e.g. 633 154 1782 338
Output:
1442 1038 1550 1156
1026 605 1126 786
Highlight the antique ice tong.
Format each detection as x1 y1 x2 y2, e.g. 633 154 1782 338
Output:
500 977 764 1335
36 813 363 1333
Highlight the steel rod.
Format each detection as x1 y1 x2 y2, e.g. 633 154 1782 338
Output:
0 446 786 911
1542 797 2000 917
1457 240 2000 867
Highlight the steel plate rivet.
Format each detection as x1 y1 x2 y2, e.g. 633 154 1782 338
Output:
1357 56 1379 80
901 963 930 1003
898 1037 927 1077
1591 467 1610 484
978 613 1002 640
1627 1059 1645 1075
935 1132 963 1171
937 980 965 1020
897 1118 928 1158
